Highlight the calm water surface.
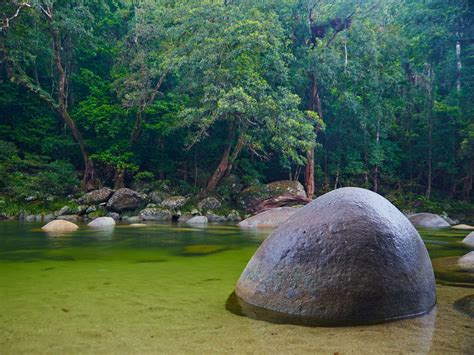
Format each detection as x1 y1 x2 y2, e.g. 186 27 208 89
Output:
0 221 472 354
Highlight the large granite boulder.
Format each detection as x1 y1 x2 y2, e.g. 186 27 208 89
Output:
106 188 147 212
238 180 307 212
234 187 436 326
78 188 114 205
462 232 474 248
238 207 298 229
139 207 172 221
42 220 78 233
407 213 450 228
88 217 116 228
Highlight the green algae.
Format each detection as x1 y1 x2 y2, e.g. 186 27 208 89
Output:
0 221 473 354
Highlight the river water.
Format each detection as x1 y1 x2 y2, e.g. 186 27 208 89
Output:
0 221 472 354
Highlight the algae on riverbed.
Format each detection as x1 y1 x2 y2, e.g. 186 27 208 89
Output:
0 222 472 353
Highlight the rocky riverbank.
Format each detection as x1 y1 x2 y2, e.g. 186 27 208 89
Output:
0 180 472 227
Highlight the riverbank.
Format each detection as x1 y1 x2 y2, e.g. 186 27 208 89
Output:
0 181 473 224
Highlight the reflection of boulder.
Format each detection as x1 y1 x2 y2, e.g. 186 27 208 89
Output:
408 213 450 228
42 220 78 233
235 187 436 325
238 207 298 229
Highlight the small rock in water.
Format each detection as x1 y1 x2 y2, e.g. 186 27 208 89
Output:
234 187 436 326
88 217 116 228
452 224 474 230
458 252 474 272
186 216 208 225
407 213 450 228
462 232 474 248
42 220 79 233
238 207 298 229
129 223 147 227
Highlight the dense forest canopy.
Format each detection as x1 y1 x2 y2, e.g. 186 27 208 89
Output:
0 0 473 210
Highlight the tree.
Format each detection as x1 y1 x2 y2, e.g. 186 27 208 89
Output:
0 0 101 190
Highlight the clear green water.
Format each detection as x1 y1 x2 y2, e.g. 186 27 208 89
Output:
0 221 473 354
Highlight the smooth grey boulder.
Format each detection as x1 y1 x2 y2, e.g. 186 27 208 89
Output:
139 207 172 221
88 216 116 228
462 232 474 248
79 187 114 205
408 213 450 228
106 188 148 212
234 187 436 326
238 207 298 229
186 216 208 225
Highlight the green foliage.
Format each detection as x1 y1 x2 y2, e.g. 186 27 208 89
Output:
0 0 473 211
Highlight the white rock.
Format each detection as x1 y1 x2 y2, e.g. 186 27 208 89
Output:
88 217 116 228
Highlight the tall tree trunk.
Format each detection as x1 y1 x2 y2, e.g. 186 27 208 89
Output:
113 168 125 189
51 27 97 191
305 71 323 199
207 123 235 192
1 27 97 191
463 174 472 202
373 118 380 193
425 66 434 199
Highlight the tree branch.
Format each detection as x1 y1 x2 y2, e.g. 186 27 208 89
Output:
1 2 31 29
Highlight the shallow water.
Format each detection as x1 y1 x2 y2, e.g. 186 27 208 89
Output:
0 221 472 354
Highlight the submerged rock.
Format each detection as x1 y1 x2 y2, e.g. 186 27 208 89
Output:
234 187 436 326
452 224 474 230
462 232 474 248
42 220 79 233
106 188 147 212
238 207 298 229
408 213 450 228
88 216 116 228
458 252 474 272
